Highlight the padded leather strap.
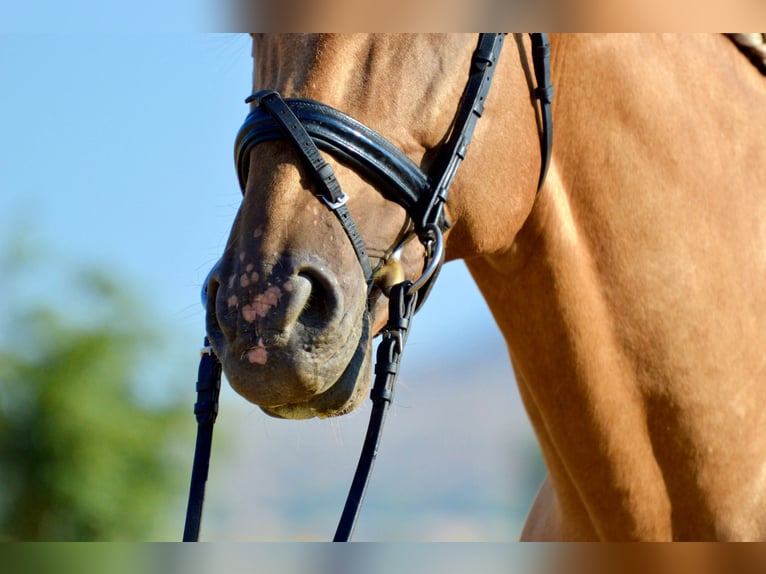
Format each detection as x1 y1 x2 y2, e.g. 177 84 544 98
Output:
236 97 430 216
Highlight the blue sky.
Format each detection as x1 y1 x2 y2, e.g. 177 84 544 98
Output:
1 1 216 33
1 33 250 322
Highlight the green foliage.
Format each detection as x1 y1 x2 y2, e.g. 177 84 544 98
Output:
0 236 189 540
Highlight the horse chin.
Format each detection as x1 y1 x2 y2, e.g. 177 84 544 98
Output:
237 312 373 420
260 342 372 419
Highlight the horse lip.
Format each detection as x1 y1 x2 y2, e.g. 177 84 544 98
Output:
259 311 373 418
229 328 289 359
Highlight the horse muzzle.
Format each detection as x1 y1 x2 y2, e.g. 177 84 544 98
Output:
202 254 372 417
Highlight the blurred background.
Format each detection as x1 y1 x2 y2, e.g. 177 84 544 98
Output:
0 29 544 541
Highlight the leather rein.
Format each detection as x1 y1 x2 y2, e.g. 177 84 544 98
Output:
184 33 553 542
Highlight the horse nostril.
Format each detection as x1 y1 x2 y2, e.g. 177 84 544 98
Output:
201 282 209 309
298 273 331 326
203 260 232 344
295 267 342 330
202 260 221 309
204 277 220 313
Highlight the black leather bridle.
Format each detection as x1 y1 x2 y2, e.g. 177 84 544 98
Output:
184 33 553 542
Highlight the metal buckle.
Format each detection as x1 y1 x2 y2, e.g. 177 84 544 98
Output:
382 329 404 356
388 229 418 262
378 224 444 296
321 192 348 210
409 225 444 294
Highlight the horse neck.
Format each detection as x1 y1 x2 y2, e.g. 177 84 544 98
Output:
469 34 766 540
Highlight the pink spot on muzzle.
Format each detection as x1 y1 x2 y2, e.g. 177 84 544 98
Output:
246 338 268 365
261 286 281 306
253 286 281 317
240 286 283 323
242 304 257 322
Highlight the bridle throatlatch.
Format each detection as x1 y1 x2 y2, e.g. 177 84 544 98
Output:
184 33 553 542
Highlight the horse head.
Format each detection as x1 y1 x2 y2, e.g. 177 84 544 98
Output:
203 34 543 419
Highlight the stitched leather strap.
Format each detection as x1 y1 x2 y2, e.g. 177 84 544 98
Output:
530 33 554 190
333 281 419 541
421 33 506 232
182 338 222 542
255 90 374 286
